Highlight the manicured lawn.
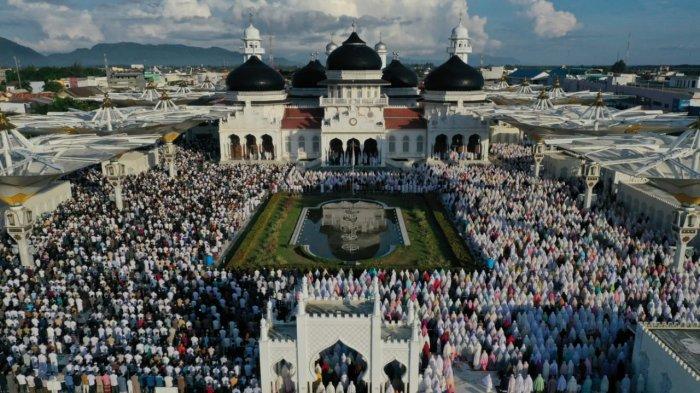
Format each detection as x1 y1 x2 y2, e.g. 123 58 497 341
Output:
226 192 475 271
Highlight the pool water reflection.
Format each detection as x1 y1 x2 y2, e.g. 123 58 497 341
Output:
292 199 406 261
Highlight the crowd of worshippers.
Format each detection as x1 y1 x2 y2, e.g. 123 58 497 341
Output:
0 145 294 393
0 141 697 393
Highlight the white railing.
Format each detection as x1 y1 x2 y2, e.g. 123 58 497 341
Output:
320 97 389 106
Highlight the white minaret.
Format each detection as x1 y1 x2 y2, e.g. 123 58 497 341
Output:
242 12 265 62
325 34 338 57
375 33 388 69
448 12 472 63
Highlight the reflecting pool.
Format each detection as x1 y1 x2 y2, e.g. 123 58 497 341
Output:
291 199 407 261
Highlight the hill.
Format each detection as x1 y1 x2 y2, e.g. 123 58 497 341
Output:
0 37 48 67
0 37 293 67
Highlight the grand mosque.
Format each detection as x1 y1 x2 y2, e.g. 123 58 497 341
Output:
217 17 491 166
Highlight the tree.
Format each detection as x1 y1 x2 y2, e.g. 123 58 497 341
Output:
611 60 627 74
43 80 65 93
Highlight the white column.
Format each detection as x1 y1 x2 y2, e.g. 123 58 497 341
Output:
582 162 600 209
370 279 382 393
295 293 310 393
163 141 177 179
114 184 124 210
532 142 545 178
672 205 698 271
4 204 35 267
104 160 127 211
260 318 272 393
407 312 420 393
481 138 490 162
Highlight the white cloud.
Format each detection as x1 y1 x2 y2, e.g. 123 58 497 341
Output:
5 0 501 61
7 0 104 52
162 0 212 21
510 0 578 38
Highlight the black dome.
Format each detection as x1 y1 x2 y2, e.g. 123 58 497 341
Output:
292 60 326 88
226 56 285 92
326 32 382 71
424 56 484 91
382 59 418 88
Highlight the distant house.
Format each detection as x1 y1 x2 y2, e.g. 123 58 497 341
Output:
65 86 104 98
668 75 700 89
108 72 146 91
508 68 549 84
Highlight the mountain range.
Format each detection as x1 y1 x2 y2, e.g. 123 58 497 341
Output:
0 36 519 69
0 37 293 68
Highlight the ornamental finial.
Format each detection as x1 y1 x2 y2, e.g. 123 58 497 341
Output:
351 20 357 32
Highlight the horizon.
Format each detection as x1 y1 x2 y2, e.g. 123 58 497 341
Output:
1 0 699 66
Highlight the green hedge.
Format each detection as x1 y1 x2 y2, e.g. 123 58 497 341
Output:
425 194 474 268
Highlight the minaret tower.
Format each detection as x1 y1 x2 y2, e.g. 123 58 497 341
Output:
242 12 265 62
325 34 338 57
375 33 388 69
447 9 472 63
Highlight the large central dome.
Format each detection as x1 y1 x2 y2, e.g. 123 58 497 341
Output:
326 32 382 71
423 55 484 91
226 56 285 92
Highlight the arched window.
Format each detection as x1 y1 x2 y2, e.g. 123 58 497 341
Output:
285 136 291 154
298 136 306 152
416 135 424 153
402 135 410 153
312 136 320 153
388 135 396 153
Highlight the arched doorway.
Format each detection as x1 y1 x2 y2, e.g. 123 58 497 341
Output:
273 359 296 393
230 135 242 160
261 134 275 160
451 134 464 153
467 134 481 159
245 134 258 160
346 138 361 166
312 341 368 393
383 360 407 393
363 138 378 165
433 134 448 158
329 138 344 165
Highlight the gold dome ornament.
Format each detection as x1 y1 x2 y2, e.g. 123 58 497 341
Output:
0 111 16 131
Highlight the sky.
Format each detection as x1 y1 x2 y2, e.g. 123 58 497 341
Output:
2 0 699 65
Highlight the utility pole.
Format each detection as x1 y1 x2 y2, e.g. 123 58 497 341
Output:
103 53 111 91
268 35 275 68
12 56 22 89
625 33 631 64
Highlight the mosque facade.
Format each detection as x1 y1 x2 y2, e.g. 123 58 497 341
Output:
218 18 491 167
259 278 422 393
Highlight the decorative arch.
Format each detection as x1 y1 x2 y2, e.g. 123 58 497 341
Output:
329 138 344 165
451 134 464 153
347 139 361 165
433 134 448 156
229 135 242 160
363 138 378 165
262 134 275 160
383 359 407 393
467 133 481 157
245 134 258 160
311 340 368 392
272 359 296 393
